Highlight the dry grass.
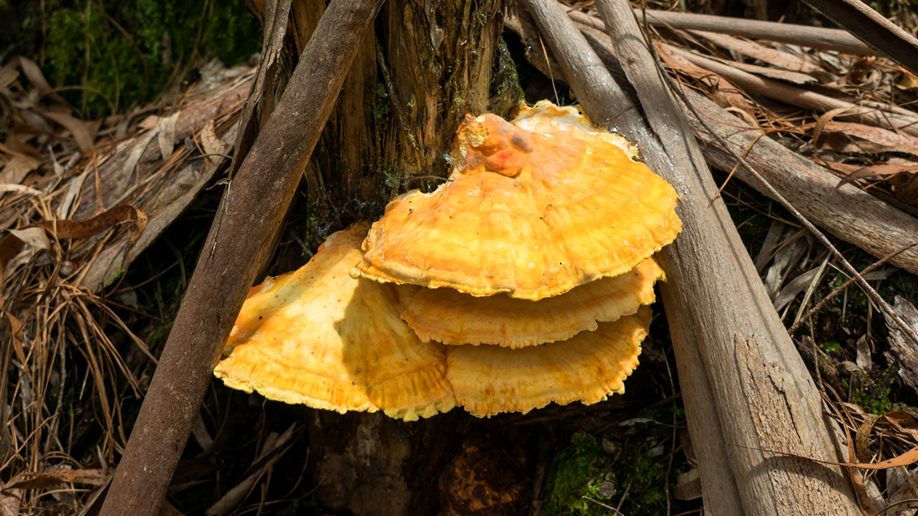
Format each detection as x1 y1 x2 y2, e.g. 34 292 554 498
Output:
1 56 251 513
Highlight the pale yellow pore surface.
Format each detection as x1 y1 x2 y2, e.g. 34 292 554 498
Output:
356 102 681 300
446 307 651 418
213 224 455 421
401 258 664 348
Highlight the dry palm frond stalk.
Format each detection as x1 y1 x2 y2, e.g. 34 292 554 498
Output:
216 102 681 419
102 2 386 512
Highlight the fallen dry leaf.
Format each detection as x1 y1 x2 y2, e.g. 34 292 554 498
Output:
7 227 50 251
818 160 918 188
3 467 108 490
38 205 147 240
42 111 97 153
15 56 53 94
897 67 918 90
198 119 228 165
0 154 41 184
809 121 918 156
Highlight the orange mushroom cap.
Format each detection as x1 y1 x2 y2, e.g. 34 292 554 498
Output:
446 307 651 417
401 258 664 348
213 224 455 421
355 102 681 300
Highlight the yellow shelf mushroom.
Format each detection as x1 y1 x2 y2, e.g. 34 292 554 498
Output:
214 224 456 421
216 102 682 420
355 102 681 301
400 258 664 348
446 307 651 418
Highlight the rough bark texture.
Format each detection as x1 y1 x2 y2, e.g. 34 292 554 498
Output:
99 1 384 513
522 0 860 513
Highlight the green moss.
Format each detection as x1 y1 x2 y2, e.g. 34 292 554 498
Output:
850 370 895 415
543 406 685 515
489 37 524 117
820 340 842 354
39 0 260 117
543 433 617 515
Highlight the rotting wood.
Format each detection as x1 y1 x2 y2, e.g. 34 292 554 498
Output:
569 8 872 55
678 88 918 277
525 0 862 513
801 0 918 75
98 1 384 514
228 3 512 513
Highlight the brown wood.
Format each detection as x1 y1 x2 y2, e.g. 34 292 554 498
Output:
570 8 872 55
98 1 384 514
801 0 918 75
664 45 918 138
679 88 918 277
525 0 861 513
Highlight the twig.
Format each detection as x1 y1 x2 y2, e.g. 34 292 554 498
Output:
569 8 872 55
664 44 918 138
539 0 860 511
801 0 918 76
98 1 385 514
789 242 918 334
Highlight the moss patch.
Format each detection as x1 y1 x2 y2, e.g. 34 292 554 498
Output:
543 406 684 515
18 0 260 117
543 432 618 515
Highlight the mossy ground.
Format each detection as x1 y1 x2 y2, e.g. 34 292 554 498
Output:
543 406 685 515
2 0 260 117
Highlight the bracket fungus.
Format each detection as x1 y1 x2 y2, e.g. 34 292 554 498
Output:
216 102 681 420
213 224 455 421
401 258 664 348
446 307 651 418
355 101 681 301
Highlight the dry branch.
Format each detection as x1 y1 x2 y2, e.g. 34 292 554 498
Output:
664 45 918 138
801 0 918 75
525 0 861 513
98 1 384 513
679 88 918 276
569 8 872 55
